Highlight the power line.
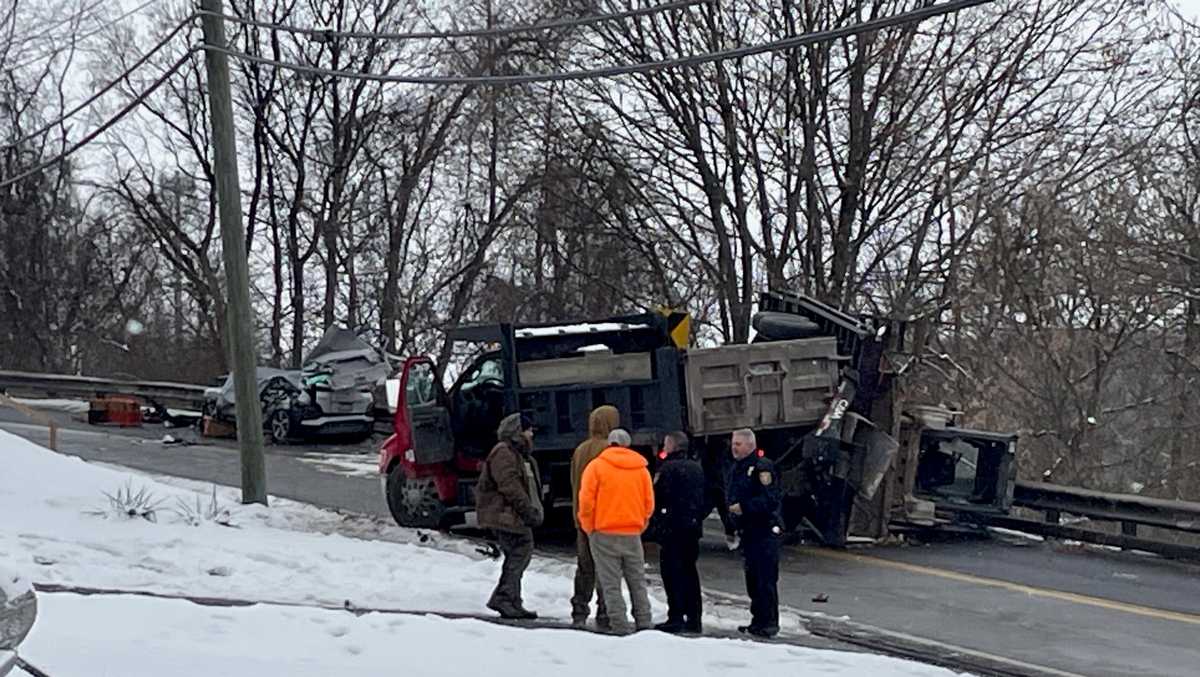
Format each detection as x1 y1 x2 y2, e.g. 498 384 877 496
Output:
3 14 196 149
198 0 710 42
7 0 160 72
199 0 993 86
0 49 195 190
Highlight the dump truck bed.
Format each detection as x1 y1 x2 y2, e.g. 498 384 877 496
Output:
683 337 845 435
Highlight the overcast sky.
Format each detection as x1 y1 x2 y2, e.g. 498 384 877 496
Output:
1177 0 1200 18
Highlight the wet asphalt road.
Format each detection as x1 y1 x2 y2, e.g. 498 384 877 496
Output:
4 407 1200 676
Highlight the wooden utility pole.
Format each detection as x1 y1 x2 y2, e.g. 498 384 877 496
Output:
200 0 268 505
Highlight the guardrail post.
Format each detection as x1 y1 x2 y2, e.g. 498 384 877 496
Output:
0 394 58 451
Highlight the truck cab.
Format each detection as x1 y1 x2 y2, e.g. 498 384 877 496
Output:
378 312 689 529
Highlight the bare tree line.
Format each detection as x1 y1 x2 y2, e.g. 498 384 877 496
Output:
1 0 1198 499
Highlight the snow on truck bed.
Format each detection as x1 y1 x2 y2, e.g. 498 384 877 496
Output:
0 430 961 676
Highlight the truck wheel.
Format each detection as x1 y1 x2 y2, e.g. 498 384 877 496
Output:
386 464 447 530
269 410 292 444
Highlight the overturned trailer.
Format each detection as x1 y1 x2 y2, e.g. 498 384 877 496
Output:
379 291 1016 545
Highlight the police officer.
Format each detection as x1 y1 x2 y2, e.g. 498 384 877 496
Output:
726 427 782 638
651 431 707 634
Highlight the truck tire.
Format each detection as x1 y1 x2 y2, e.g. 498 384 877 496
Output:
386 464 447 530
752 311 822 341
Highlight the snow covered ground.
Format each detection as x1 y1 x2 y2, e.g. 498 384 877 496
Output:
5 397 89 415
0 430 964 676
297 452 379 477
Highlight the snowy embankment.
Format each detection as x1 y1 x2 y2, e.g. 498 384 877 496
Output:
0 430 961 676
5 398 89 415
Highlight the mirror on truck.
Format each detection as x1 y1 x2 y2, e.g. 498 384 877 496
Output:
0 566 36 677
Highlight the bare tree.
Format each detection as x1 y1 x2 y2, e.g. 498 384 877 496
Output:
0 0 150 373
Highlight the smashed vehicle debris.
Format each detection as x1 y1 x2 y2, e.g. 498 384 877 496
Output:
203 327 390 442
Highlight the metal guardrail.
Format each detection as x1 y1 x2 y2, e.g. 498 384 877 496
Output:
0 370 208 411
1014 480 1200 535
976 480 1200 561
981 515 1200 562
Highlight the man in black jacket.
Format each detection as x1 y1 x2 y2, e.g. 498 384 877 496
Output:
651 431 707 634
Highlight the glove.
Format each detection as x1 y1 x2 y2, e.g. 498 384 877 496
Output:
524 504 545 528
725 533 740 551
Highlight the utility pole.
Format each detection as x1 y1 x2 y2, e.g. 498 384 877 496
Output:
200 0 268 505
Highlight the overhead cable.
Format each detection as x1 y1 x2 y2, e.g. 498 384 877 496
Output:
0 49 196 190
200 0 993 86
3 14 197 149
198 0 710 42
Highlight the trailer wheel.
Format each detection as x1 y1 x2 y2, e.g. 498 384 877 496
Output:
386 464 446 530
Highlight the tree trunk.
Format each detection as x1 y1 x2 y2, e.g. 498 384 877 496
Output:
346 250 358 329
290 229 305 368
323 219 338 330
831 32 873 307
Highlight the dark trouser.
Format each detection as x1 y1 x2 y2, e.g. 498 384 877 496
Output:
659 534 702 627
489 528 534 609
571 527 609 625
742 532 780 631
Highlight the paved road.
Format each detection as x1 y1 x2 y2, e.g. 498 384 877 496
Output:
690 538 1200 677
0 409 384 515
4 409 1200 676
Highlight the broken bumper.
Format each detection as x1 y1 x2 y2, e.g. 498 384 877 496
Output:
298 415 374 436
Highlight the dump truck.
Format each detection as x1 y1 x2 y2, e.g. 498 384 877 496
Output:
378 290 1017 546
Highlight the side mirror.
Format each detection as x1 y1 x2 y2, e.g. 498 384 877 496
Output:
0 568 37 677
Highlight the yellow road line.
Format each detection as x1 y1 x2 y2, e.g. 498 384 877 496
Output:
809 548 1200 626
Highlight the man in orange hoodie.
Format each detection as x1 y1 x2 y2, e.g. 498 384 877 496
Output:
577 428 655 634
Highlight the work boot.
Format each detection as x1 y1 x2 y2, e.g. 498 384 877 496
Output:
682 620 702 635
512 606 538 620
747 625 778 638
487 600 527 619
571 616 588 630
654 619 686 634
605 623 634 636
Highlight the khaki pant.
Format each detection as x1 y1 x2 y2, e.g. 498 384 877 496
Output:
571 528 609 626
589 531 652 633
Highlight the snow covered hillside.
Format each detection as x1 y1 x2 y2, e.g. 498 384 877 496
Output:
0 430 963 676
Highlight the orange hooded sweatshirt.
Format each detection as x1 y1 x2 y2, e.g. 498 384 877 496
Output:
577 445 655 536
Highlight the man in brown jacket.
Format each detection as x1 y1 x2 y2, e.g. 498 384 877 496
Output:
476 412 544 619
569 405 618 629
